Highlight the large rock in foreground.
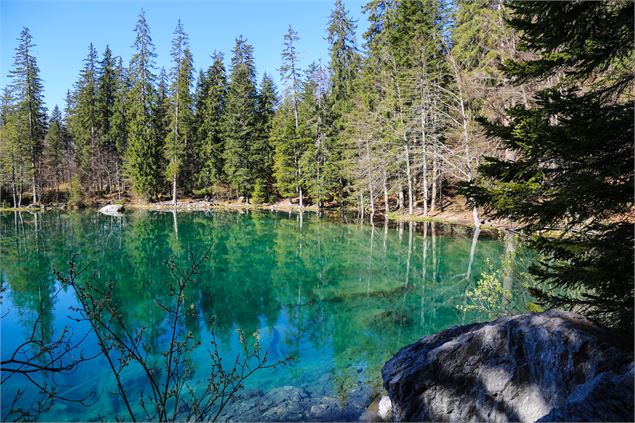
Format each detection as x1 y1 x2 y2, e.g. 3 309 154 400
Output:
382 310 633 422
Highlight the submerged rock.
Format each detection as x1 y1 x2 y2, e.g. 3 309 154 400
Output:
218 381 373 422
98 204 124 215
382 310 634 422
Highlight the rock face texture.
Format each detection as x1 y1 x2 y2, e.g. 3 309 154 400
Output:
382 310 634 422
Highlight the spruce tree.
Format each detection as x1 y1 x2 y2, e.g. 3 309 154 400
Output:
326 0 360 203
222 36 259 201
271 97 302 202
126 9 163 200
195 52 227 194
44 106 69 199
108 57 129 196
465 1 634 335
276 25 306 206
298 63 337 208
8 27 47 204
96 45 119 191
68 44 99 192
327 0 359 103
164 20 194 205
252 73 277 202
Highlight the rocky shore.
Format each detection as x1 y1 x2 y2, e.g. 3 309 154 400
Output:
382 310 634 422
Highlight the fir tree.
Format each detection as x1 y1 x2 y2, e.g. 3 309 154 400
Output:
279 25 301 133
126 9 163 200
465 1 634 335
277 25 306 206
222 36 259 200
68 44 98 192
44 106 69 199
327 0 359 103
326 0 360 203
108 57 129 196
195 52 227 194
298 63 339 208
271 97 302 202
164 20 194 205
8 27 47 204
251 72 277 202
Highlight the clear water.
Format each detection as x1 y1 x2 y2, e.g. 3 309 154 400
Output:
0 210 522 421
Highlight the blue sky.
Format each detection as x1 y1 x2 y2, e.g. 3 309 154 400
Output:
0 0 368 113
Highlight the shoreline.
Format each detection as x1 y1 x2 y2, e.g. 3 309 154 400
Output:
0 200 514 232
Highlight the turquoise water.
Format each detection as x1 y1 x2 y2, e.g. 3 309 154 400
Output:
0 210 521 421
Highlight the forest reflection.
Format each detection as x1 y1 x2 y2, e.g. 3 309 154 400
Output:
0 210 521 420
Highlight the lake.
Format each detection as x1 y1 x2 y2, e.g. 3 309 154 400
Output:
0 210 523 421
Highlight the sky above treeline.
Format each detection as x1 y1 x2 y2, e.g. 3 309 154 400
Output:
1 0 368 112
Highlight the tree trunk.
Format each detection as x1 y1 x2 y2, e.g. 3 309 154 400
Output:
172 174 177 206
431 149 438 213
405 144 414 215
383 170 389 215
422 144 428 217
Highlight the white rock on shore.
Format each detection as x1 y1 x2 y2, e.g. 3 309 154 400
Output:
99 204 124 215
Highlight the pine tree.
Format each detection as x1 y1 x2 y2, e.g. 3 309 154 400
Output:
8 27 47 204
222 36 259 201
194 51 227 194
465 1 634 335
164 20 194 205
126 9 163 200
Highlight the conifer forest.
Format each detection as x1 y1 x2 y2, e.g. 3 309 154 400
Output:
0 1 633 421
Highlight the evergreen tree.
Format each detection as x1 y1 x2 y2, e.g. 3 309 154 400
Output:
194 52 227 194
8 27 47 204
164 20 194 205
44 106 69 199
298 63 338 208
465 1 634 335
327 0 359 103
326 0 360 203
277 25 306 206
96 45 119 191
108 57 130 196
279 25 301 133
271 97 302 202
251 72 277 202
222 36 259 200
0 88 25 207
68 43 98 192
126 9 163 199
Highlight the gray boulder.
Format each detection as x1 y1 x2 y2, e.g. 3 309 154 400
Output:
382 310 633 422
